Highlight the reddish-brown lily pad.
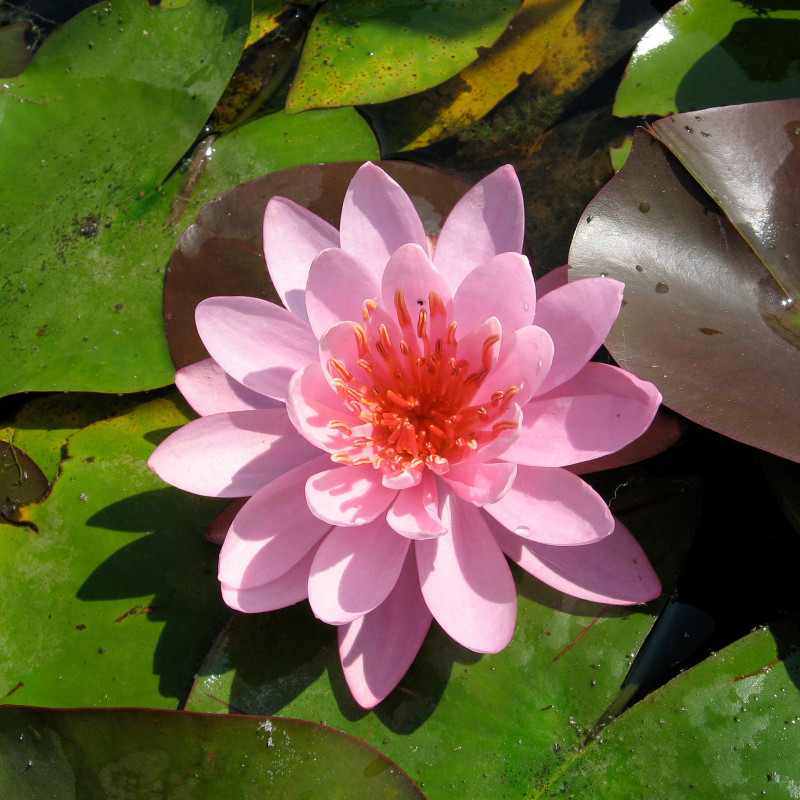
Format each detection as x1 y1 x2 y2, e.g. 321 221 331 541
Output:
164 161 476 369
569 99 800 462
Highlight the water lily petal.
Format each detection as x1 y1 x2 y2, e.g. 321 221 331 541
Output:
339 549 432 709
492 517 662 604
306 248 380 338
483 465 614 545
570 409 684 475
416 490 516 653
534 277 623 395
339 162 428 277
453 252 536 334
218 454 333 588
309 519 410 624
286 363 363 452
205 498 245 545
196 296 318 401
501 363 662 468
263 196 339 321
434 164 524 290
380 243 453 317
221 544 321 613
456 317 502 379
443 460 517 506
386 471 447 538
474 324 554 406
148 409 319 498
306 464 397 526
176 358 280 416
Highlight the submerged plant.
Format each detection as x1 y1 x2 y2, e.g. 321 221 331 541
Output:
149 162 662 708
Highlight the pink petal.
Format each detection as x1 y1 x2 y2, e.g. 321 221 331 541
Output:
456 317 502 379
218 454 333 588
221 544 321 613
501 363 662 468
380 243 453 317
443 460 517 506
196 296 318 401
339 549 432 709
453 252 536 334
533 277 623 395
263 196 339 321
148 409 320 498
306 248 380 338
339 162 428 277
571 409 685 474
492 517 661 604
176 359 280 416
416 490 516 653
474 325 554 407
386 471 447 538
534 264 569 297
286 363 363 453
306 464 397 526
433 165 524 290
483 465 614 545
205 498 246 545
308 519 410 624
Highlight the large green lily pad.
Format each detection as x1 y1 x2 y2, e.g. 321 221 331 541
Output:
0 706 426 799
0 0 250 396
185 465 700 798
539 617 800 798
285 0 520 113
569 99 800 463
614 0 800 119
0 394 229 708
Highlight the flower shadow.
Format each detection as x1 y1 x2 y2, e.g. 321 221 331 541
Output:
77 488 231 705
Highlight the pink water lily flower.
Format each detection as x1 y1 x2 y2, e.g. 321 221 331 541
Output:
149 162 663 709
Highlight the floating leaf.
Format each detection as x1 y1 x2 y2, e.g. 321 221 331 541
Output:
0 706 426 799
285 0 520 113
0 394 229 708
538 618 800 798
361 0 583 152
569 99 800 463
185 466 700 798
614 0 800 118
0 441 49 520
165 161 471 369
0 0 250 396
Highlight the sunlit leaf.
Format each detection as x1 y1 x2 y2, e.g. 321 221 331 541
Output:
569 99 800 463
0 706 426 799
614 0 800 118
538 619 800 798
0 0 250 396
0 394 229 708
185 466 700 798
285 0 520 113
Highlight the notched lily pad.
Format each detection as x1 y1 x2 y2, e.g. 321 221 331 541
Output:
0 706 426 799
165 161 473 368
569 99 800 463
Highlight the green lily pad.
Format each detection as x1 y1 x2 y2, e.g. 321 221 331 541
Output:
0 706 426 799
185 465 700 798
0 394 229 709
285 0 520 113
538 617 800 798
569 99 800 463
614 0 800 118
0 0 250 396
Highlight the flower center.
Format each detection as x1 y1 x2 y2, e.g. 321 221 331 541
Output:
328 290 519 477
